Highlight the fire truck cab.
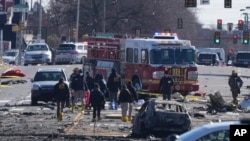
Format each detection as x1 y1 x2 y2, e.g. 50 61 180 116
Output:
83 33 199 97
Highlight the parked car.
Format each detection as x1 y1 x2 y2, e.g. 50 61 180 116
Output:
54 42 87 64
131 98 192 138
31 68 69 105
234 51 250 67
23 43 53 66
196 52 220 66
166 118 250 141
2 49 21 65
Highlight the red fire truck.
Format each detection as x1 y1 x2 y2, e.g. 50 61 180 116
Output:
82 33 199 97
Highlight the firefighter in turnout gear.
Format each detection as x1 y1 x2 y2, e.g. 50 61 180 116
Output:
53 77 70 121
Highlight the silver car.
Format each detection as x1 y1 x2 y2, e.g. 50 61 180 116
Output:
54 42 87 64
24 43 53 66
2 49 21 65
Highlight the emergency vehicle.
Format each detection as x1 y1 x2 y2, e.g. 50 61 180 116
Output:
82 33 199 97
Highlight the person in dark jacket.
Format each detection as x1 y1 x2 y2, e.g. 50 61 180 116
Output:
85 71 94 91
94 73 108 97
127 81 138 103
71 69 85 112
107 68 122 110
90 83 105 122
118 84 133 122
53 77 70 121
159 70 174 101
68 67 79 108
228 70 243 105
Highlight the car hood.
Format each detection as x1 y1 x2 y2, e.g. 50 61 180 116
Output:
32 81 69 86
25 51 50 55
3 56 15 61
32 81 58 86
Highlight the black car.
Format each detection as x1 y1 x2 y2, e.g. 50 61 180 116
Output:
31 68 69 105
131 98 192 138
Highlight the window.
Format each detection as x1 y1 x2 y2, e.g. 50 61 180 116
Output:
197 130 229 141
141 49 148 64
134 48 138 63
175 49 195 64
150 49 174 64
126 48 133 63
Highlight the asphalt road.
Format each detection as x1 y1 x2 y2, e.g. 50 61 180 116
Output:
0 64 250 141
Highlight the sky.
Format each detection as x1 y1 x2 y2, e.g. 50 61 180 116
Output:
28 0 250 29
195 0 250 29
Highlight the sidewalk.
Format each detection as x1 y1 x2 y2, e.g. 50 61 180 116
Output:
64 102 134 137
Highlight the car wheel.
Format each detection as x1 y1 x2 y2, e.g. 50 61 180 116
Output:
31 98 38 106
24 63 28 66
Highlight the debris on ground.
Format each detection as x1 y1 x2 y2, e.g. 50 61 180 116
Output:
1 79 28 85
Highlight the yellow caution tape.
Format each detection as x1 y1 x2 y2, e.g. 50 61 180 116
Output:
138 91 161 97
0 85 13 88
0 76 23 78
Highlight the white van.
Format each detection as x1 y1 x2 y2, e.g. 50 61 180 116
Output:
196 48 225 65
197 52 220 66
54 42 88 64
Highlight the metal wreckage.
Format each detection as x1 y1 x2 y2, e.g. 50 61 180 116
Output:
130 98 192 138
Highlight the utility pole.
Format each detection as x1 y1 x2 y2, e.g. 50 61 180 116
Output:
103 0 106 33
76 0 80 42
37 0 42 43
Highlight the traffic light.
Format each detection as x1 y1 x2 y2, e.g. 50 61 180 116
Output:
214 32 220 44
238 20 244 30
217 19 222 30
224 0 232 8
185 0 197 7
72 28 76 40
233 34 238 44
177 18 183 29
243 31 249 44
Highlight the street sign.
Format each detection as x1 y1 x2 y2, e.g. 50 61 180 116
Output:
13 4 29 13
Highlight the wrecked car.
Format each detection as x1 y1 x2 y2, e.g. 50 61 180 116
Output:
131 98 192 138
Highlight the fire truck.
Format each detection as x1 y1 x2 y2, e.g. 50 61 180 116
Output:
82 33 199 97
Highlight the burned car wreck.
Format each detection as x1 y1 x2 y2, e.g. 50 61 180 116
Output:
131 98 192 138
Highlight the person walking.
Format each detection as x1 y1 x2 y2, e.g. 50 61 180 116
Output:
68 67 79 108
228 70 243 105
118 84 133 122
71 68 85 112
53 77 70 121
107 68 122 110
159 70 174 101
127 81 138 104
89 83 105 122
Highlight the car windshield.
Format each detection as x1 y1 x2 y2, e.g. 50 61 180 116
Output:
150 48 195 65
34 71 65 81
27 45 49 51
3 52 17 57
57 44 76 50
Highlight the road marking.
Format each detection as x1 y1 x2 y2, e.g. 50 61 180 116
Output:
9 107 24 111
0 100 10 103
16 99 31 104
